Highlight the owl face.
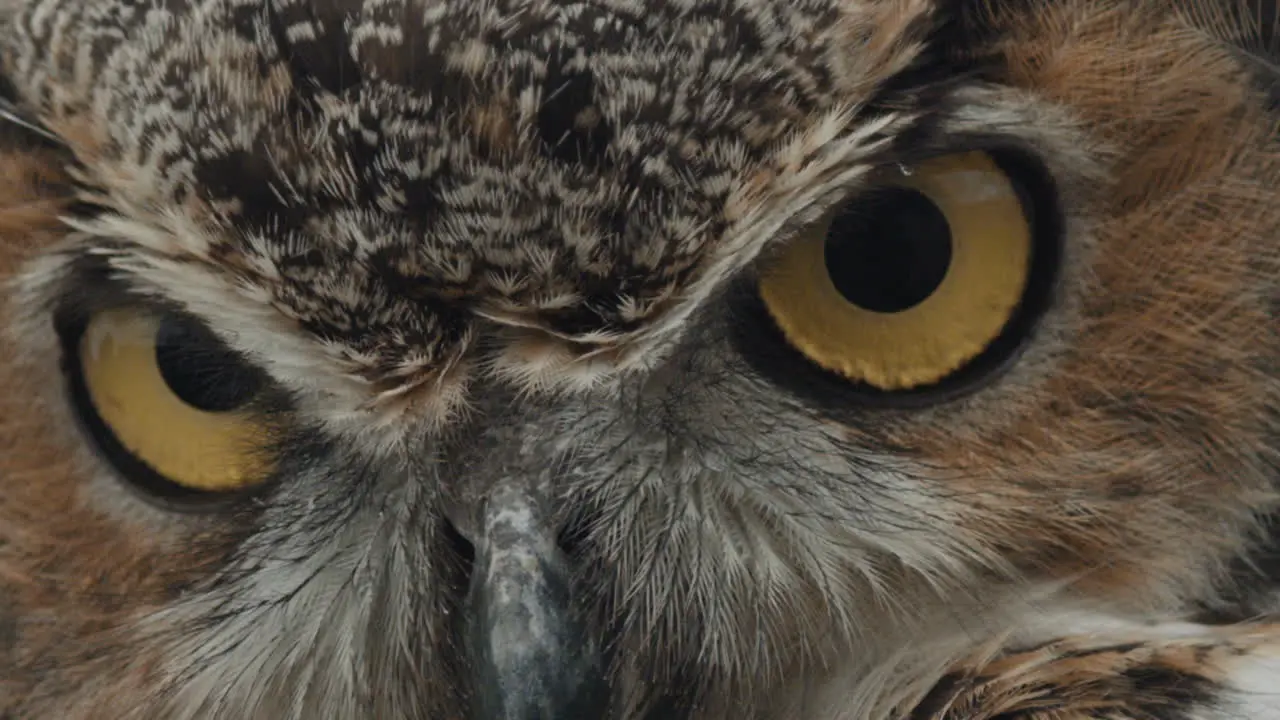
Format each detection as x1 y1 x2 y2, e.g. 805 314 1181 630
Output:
0 0 1276 718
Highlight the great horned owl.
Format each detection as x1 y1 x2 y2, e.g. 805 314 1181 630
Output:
0 0 1276 718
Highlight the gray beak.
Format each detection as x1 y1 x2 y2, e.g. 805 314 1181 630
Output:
463 480 610 720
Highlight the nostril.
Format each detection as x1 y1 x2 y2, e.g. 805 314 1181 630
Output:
556 506 592 561
441 516 476 576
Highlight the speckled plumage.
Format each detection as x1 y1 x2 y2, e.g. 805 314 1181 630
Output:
6 0 938 410
0 0 1277 718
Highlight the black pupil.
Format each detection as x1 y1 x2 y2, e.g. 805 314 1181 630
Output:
823 187 953 314
154 316 262 412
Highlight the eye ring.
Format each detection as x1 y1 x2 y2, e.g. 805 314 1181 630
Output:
57 305 284 509
749 148 1062 403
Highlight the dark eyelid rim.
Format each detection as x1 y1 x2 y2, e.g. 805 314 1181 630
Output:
731 142 1065 414
747 130 1062 272
52 254 277 394
51 256 299 514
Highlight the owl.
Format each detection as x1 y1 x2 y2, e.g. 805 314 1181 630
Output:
0 0 1276 718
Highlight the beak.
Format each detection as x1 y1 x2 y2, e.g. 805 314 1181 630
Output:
463 479 610 720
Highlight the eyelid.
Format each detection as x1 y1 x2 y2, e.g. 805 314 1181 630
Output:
55 298 295 511
734 146 1065 410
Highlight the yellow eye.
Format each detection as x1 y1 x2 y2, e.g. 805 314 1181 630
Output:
758 151 1038 391
71 308 279 496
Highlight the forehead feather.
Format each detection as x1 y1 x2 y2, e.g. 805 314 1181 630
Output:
4 0 933 384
